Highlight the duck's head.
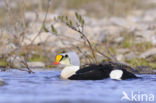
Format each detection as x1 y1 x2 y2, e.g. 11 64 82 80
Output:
53 52 80 66
53 54 70 65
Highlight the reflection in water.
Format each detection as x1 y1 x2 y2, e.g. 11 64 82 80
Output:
0 69 156 103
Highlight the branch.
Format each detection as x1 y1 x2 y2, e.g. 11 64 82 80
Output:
66 23 98 64
95 47 112 61
31 0 51 44
21 60 34 73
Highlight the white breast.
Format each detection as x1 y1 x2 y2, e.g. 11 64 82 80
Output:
109 70 123 80
61 66 80 79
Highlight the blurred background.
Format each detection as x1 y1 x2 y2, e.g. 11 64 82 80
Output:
0 1 156 103
0 0 156 71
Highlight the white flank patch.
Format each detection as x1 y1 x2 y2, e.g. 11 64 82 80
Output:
110 70 123 80
61 66 80 79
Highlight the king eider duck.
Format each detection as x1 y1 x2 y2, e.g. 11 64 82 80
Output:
53 52 137 80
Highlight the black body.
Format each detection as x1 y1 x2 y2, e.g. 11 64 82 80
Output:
69 62 137 80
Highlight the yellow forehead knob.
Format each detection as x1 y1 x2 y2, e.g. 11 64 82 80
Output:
56 55 62 62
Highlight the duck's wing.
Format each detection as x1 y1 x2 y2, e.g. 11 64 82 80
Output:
76 66 95 74
102 61 138 79
69 64 111 80
69 69 106 80
105 61 138 73
77 63 113 74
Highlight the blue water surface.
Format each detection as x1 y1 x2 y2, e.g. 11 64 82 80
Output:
0 69 156 103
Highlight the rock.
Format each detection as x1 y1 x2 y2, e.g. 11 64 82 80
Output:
143 15 154 22
125 52 136 60
114 37 124 43
136 66 155 74
7 55 25 68
96 30 109 42
151 35 156 45
116 54 124 61
25 12 37 22
110 17 127 26
23 32 57 45
103 26 124 35
117 48 129 54
140 48 156 58
25 12 58 22
135 30 154 38
143 9 156 20
29 22 43 33
0 79 6 86
0 33 17 55
27 62 45 68
136 30 156 45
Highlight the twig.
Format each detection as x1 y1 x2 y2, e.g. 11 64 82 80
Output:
95 47 112 61
106 46 118 62
75 46 93 64
66 23 98 64
21 60 34 73
31 0 51 44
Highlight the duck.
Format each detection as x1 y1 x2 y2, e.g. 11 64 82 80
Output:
53 52 138 80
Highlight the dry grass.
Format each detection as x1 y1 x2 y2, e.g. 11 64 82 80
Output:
0 0 156 70
51 0 156 17
1 0 156 26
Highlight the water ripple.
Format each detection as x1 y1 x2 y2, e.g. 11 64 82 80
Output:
0 69 156 103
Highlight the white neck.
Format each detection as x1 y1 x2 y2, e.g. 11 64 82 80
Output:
61 65 80 79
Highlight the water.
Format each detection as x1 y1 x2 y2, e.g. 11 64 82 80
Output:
0 69 156 103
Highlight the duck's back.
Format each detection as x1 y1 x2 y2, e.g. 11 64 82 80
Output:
69 62 137 80
69 64 113 80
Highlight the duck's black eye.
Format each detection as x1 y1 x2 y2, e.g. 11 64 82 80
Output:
65 55 68 58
